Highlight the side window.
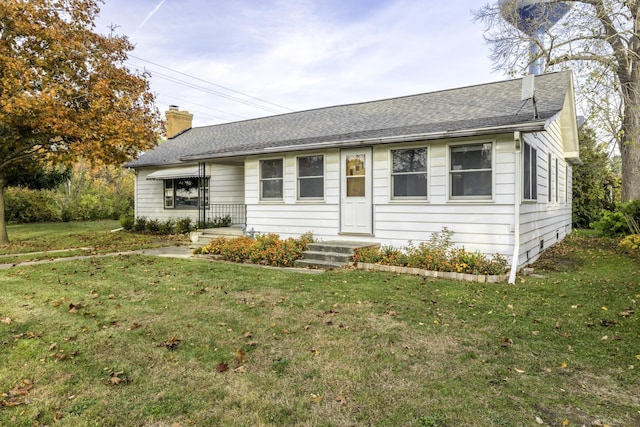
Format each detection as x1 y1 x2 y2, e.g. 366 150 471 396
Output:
548 153 553 203
523 141 537 200
555 158 559 203
260 158 284 200
297 155 324 199
450 143 492 199
391 147 428 199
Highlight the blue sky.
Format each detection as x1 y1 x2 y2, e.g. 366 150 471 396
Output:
96 0 507 127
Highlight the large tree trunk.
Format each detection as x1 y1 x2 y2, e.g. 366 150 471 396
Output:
0 176 9 245
620 72 640 202
619 132 640 202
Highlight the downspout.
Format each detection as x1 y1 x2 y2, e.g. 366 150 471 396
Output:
509 132 522 284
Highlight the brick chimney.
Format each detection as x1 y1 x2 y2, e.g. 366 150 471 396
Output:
165 105 193 139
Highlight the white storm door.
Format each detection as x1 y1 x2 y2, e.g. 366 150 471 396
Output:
340 148 372 234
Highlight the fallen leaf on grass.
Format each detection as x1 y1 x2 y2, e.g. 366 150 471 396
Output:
514 368 526 374
618 309 634 318
562 419 569 426
234 365 247 374
216 362 229 373
0 380 33 407
534 416 544 425
560 362 568 369
600 319 617 327
1 317 11 325
310 394 323 404
500 337 513 347
235 348 246 365
336 391 347 405
157 336 181 350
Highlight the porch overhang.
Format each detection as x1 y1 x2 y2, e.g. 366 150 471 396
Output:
145 166 209 180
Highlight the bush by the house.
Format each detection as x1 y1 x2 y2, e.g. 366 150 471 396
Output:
353 228 508 276
174 217 193 234
194 232 314 267
591 199 640 236
124 216 194 235
196 215 232 229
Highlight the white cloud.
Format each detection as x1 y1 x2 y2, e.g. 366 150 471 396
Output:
97 0 505 127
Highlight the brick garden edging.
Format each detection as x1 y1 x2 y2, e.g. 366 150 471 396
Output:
354 262 509 283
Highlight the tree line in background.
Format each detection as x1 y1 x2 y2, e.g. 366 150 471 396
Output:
5 160 133 224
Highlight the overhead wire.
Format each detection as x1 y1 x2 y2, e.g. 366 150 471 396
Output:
126 62 289 115
126 54 295 114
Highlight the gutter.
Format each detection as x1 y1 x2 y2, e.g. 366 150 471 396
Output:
509 131 522 284
178 121 548 163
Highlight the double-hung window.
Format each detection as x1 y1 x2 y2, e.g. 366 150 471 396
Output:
391 148 428 199
449 142 493 199
297 155 324 199
260 158 284 200
164 178 208 209
523 141 537 200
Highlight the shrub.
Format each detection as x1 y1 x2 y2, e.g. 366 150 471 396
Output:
619 234 640 253
196 215 232 229
146 218 161 234
132 217 147 232
353 228 508 276
120 212 135 230
4 187 61 223
591 200 640 236
158 218 175 235
175 217 193 234
194 232 314 267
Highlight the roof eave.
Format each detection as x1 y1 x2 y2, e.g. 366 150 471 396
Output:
179 121 548 162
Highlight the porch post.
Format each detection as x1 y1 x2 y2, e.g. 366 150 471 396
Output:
199 162 206 225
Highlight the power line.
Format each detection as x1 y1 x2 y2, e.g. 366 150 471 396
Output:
127 54 295 113
126 62 288 115
155 94 246 123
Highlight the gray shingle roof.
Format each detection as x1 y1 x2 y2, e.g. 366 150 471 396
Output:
126 71 572 168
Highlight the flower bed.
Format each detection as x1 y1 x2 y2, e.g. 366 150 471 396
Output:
354 262 509 283
193 232 313 267
351 228 509 281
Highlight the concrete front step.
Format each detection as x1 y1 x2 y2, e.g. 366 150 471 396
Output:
300 250 354 264
189 226 244 248
295 240 379 270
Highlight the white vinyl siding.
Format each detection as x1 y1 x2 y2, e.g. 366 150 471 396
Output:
518 121 572 266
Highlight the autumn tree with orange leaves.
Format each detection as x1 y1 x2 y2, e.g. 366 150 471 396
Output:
0 0 162 244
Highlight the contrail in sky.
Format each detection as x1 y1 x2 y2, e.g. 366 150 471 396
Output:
135 0 167 34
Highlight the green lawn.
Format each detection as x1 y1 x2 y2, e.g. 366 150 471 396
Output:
0 227 638 426
0 221 168 263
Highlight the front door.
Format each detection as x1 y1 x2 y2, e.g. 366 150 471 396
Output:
340 148 372 234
